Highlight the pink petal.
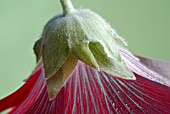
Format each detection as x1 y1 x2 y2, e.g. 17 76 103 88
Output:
1 60 170 114
138 56 170 79
120 51 170 87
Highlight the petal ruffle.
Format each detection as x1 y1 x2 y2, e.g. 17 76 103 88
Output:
0 59 170 114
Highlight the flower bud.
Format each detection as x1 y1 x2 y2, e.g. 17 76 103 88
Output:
40 0 135 99
41 9 135 80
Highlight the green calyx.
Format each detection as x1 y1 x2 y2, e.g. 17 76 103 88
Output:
35 0 135 100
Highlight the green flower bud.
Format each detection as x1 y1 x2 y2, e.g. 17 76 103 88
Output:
38 0 135 99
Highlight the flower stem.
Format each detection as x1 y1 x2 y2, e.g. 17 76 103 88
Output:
60 0 75 15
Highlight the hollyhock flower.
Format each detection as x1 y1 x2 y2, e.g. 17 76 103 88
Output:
0 0 170 113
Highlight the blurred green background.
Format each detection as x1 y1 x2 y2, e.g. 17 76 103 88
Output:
0 0 170 99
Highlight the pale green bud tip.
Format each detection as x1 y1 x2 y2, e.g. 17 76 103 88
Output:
60 0 75 15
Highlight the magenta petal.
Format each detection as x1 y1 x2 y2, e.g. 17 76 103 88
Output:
1 60 170 114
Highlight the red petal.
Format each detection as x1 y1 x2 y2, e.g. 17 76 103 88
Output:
0 66 42 112
1 60 170 114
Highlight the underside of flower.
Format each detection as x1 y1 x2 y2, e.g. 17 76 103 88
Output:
1 1 170 114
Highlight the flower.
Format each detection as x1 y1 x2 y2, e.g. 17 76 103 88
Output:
0 0 170 113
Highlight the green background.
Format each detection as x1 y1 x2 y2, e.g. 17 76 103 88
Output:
0 0 170 99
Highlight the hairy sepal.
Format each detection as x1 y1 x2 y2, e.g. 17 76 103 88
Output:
41 15 69 79
66 9 135 80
